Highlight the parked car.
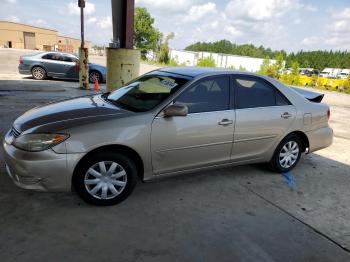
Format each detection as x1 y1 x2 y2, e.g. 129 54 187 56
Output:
18 52 106 83
3 67 333 205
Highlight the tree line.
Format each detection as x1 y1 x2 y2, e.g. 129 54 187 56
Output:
185 40 350 70
132 8 350 71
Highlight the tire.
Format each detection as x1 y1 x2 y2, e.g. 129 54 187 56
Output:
269 134 302 173
31 66 46 80
73 152 137 206
89 71 102 83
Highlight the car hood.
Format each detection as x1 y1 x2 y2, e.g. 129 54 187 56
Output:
14 95 133 133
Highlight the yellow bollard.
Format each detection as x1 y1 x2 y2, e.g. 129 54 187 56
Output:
106 48 140 91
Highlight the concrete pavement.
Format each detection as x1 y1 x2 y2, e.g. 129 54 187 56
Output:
1 48 350 261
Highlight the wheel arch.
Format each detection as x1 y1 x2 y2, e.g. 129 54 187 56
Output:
286 130 310 153
31 64 47 73
72 144 145 185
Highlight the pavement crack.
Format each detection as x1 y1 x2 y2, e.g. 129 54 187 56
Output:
241 182 350 253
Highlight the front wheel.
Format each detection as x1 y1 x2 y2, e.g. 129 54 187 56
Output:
269 134 302 173
73 152 137 206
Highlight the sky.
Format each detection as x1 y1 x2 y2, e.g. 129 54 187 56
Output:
0 0 349 53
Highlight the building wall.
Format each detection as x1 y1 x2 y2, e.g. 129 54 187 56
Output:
0 21 91 53
57 36 91 53
170 49 279 72
0 21 57 50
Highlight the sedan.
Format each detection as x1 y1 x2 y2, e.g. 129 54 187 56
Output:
3 67 333 205
18 51 106 83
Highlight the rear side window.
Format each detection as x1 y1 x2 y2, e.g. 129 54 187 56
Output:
175 76 230 114
234 76 290 109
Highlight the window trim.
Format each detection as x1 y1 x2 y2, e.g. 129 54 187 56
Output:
232 74 292 110
174 75 232 115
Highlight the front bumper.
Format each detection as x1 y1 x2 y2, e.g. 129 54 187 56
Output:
2 140 82 192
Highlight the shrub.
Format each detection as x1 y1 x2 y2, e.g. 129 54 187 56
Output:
196 56 216 67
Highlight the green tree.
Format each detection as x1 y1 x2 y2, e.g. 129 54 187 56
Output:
134 7 161 59
158 32 174 64
291 61 300 75
196 56 216 67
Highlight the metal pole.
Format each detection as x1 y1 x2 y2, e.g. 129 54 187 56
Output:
80 4 84 49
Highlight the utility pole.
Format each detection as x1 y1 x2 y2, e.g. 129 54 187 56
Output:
106 0 140 91
79 0 89 90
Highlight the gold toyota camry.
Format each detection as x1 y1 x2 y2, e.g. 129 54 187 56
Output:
3 67 333 205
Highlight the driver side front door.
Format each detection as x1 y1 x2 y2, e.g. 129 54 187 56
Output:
151 76 235 175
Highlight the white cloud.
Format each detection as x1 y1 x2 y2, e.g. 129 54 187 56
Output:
226 0 300 21
97 16 111 29
67 1 95 16
87 17 97 24
337 8 350 19
136 0 194 12
293 18 301 24
186 2 217 22
225 25 242 36
7 15 19 22
5 0 16 3
304 4 318 12
31 19 46 25
301 36 319 46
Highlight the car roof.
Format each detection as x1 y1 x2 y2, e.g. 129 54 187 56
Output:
157 66 262 78
40 51 77 57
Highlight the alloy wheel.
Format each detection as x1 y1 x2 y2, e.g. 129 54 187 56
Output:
32 67 45 79
89 71 100 83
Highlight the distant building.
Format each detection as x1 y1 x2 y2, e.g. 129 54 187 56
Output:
0 21 91 52
169 49 280 72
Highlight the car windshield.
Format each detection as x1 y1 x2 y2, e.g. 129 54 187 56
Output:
106 73 190 112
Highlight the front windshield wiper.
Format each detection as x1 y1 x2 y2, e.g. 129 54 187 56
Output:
100 92 135 112
101 92 111 100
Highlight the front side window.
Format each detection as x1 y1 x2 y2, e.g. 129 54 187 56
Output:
235 76 290 109
175 76 230 114
106 73 189 112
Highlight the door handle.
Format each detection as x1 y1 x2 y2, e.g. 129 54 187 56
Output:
281 112 292 119
218 119 233 126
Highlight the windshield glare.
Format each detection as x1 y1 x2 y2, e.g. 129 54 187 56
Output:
107 74 189 112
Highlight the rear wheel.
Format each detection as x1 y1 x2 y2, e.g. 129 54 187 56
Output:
73 152 137 206
31 66 46 80
89 71 101 83
269 134 302 173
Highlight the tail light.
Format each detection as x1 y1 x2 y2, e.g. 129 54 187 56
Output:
19 57 23 64
327 109 330 120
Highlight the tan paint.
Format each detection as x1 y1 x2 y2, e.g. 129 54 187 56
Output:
106 48 140 91
0 21 91 52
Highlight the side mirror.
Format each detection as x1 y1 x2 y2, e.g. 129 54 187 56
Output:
163 103 188 117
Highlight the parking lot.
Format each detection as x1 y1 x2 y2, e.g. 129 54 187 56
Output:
1 49 350 261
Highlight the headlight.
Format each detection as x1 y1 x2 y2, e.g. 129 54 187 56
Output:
12 133 69 152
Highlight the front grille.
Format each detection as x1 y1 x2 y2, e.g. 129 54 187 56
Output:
11 127 21 138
